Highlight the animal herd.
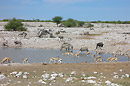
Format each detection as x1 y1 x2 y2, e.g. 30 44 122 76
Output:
1 42 129 64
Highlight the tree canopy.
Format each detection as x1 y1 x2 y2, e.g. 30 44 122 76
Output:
52 16 63 26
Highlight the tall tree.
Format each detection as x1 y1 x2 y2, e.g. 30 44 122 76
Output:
52 16 63 26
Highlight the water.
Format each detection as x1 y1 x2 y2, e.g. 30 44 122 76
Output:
0 48 129 63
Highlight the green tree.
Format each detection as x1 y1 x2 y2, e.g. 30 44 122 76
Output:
52 16 63 26
4 18 27 31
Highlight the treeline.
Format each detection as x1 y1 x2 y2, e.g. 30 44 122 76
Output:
1 18 130 24
90 20 130 24
0 19 53 22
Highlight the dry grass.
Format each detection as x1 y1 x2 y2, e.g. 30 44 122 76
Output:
76 37 94 39
111 42 129 46
102 31 110 33
87 34 102 36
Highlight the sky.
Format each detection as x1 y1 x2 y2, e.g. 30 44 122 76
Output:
0 0 130 21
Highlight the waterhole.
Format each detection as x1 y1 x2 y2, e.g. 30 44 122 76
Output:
0 48 129 63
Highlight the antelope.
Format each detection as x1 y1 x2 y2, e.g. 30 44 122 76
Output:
105 57 112 62
63 52 72 56
86 52 91 56
97 55 101 59
49 57 62 64
23 57 28 64
94 55 102 62
1 57 12 64
97 52 101 55
106 57 118 62
71 51 81 57
96 58 103 62
114 53 117 57
94 58 103 62
111 57 118 62
92 54 95 57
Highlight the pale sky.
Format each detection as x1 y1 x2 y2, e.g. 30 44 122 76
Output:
0 0 130 21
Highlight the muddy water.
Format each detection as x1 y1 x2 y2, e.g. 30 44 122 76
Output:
0 48 129 63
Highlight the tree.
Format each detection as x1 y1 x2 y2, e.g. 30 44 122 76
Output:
4 18 27 31
52 16 63 26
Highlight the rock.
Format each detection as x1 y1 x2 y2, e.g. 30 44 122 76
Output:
113 75 119 79
42 73 50 81
87 76 96 79
125 74 129 78
119 69 123 72
94 72 98 74
23 75 28 79
105 80 111 85
87 80 96 84
0 74 6 80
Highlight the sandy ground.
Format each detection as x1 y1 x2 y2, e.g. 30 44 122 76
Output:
0 62 130 86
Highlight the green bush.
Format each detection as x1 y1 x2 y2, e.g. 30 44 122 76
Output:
62 18 85 27
62 18 77 27
4 18 27 31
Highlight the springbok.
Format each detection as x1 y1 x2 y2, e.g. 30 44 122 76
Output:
92 54 95 57
106 57 118 62
96 58 103 62
23 57 28 64
94 55 102 62
94 58 103 62
49 57 62 64
63 52 72 56
86 52 91 56
1 57 12 64
97 55 101 59
71 51 81 57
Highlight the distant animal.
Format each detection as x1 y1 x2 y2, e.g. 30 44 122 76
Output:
94 58 103 62
79 47 89 52
23 57 28 64
14 41 22 46
1 57 12 64
60 42 73 52
18 32 27 38
97 55 101 59
49 57 62 64
106 57 118 62
96 42 104 49
92 54 95 57
71 51 81 57
38 29 50 38
86 52 91 56
2 40 8 47
58 36 64 40
96 58 103 62
63 52 72 55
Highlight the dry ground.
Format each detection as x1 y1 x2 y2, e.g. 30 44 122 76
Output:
0 62 130 86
